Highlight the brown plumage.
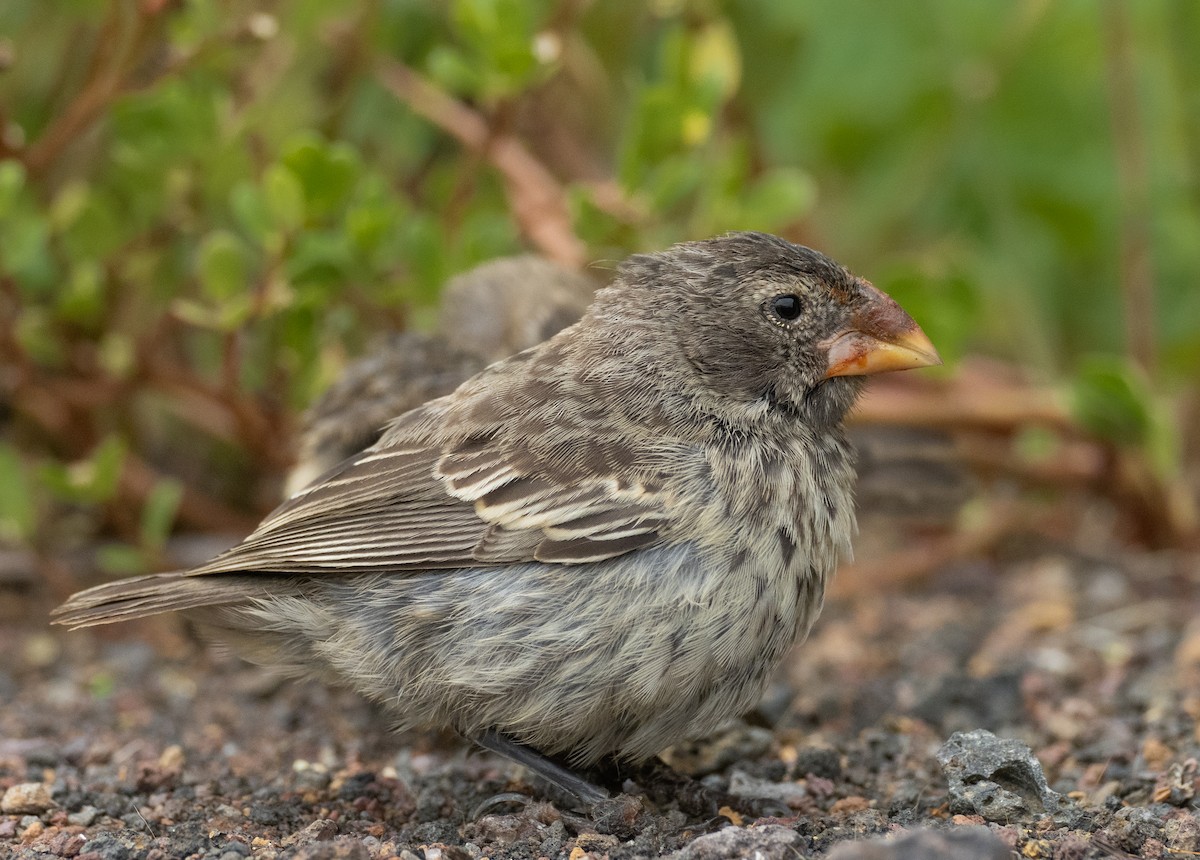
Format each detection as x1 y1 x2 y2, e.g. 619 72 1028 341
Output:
286 255 598 495
55 232 939 799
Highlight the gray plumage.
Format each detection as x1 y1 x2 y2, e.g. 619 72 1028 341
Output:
286 255 597 495
55 232 938 769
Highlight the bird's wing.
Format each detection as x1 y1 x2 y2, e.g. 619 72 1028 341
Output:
189 416 673 577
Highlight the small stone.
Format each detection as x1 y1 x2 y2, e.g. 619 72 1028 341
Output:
825 827 1011 859
158 744 185 770
67 805 99 826
216 803 243 819
2 782 55 814
474 813 541 845
1165 812 1200 852
282 819 339 847
289 836 371 859
727 769 808 807
419 844 472 860
22 632 61 668
671 824 806 859
936 729 1072 823
830 795 871 815
575 833 619 853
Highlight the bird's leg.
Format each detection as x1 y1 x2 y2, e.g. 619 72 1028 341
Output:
470 733 787 820
471 729 610 807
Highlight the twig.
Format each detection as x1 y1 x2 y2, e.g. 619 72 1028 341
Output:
129 801 157 838
830 500 1028 600
22 3 155 176
376 59 586 267
850 367 1072 433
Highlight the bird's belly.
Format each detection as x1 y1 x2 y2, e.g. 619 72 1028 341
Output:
270 540 827 763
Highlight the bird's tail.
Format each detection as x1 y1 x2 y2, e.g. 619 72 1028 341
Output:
51 572 267 630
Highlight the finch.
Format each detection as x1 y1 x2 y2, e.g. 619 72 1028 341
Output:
287 255 597 495
55 232 939 802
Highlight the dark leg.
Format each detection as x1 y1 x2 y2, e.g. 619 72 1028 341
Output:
472 730 610 807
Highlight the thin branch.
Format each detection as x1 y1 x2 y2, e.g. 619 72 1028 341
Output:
376 59 586 267
22 3 148 176
831 500 1027 600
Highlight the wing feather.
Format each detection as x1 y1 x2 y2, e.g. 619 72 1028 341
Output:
186 400 675 578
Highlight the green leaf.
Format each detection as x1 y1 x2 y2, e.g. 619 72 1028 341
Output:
263 163 306 231
96 544 147 576
0 443 36 543
0 216 56 294
140 478 183 550
230 181 274 242
0 159 26 217
49 180 90 232
426 45 482 94
736 167 818 232
38 436 125 505
1071 355 1152 447
85 435 126 503
688 19 741 101
98 332 137 379
14 308 64 366
56 260 105 324
88 672 116 700
197 230 250 301
286 230 354 290
281 135 361 219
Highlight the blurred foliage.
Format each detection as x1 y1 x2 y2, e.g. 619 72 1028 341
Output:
0 0 1197 563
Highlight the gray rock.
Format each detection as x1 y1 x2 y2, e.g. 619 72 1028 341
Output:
1 782 54 814
672 824 805 859
289 836 371 860
825 827 1010 860
727 769 808 807
66 805 99 826
936 729 1072 822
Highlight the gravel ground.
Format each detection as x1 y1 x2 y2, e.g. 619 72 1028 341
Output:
3 524 1200 859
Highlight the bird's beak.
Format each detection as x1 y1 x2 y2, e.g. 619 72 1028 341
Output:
821 281 942 378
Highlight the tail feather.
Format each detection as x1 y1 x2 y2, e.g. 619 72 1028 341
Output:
51 572 265 630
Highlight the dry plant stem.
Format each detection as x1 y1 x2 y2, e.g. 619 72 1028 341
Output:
376 59 587 268
1101 0 1158 376
23 3 161 176
19 4 245 177
3 352 273 536
830 500 1027 600
851 374 1071 433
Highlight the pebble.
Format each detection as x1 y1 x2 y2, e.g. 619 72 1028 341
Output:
2 781 55 814
67 805 99 826
936 729 1072 823
216 803 244 819
726 769 808 807
825 827 1011 859
670 824 806 859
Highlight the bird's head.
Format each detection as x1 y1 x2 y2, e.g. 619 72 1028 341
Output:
598 232 940 429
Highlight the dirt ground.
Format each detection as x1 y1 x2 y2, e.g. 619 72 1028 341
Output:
3 515 1200 859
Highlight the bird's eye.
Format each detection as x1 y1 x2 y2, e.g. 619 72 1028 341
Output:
770 294 803 322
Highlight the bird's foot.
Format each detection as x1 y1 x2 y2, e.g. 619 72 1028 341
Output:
471 729 609 809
